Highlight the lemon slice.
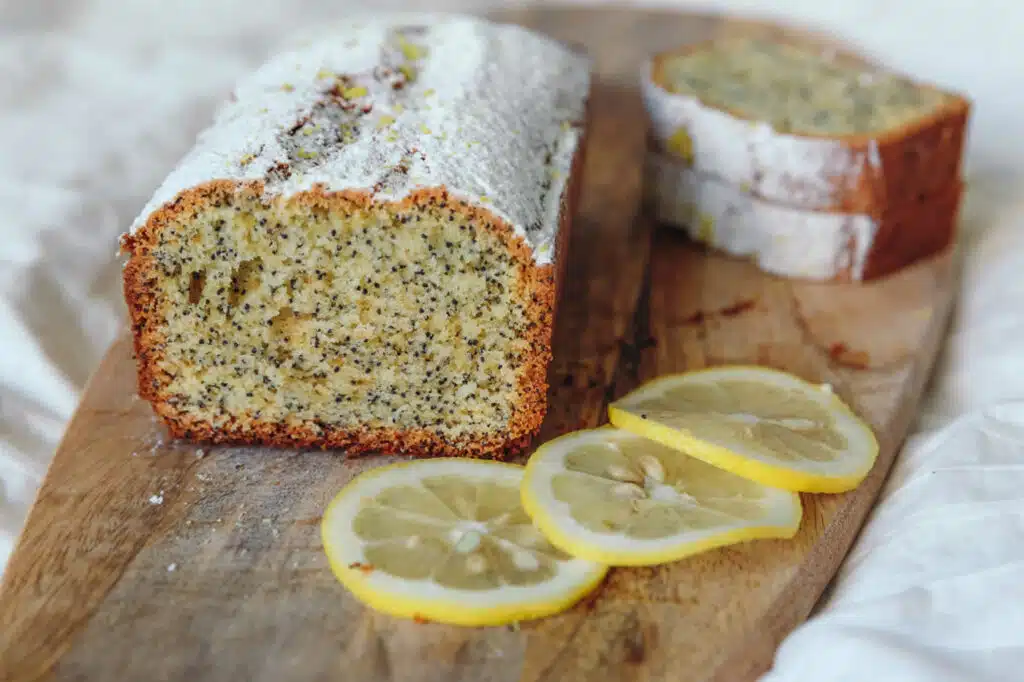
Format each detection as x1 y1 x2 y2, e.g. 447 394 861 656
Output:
521 427 802 566
321 458 607 626
608 366 879 493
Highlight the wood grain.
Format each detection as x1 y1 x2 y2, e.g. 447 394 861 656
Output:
0 7 959 682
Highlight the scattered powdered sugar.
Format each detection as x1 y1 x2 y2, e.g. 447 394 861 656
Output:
139 426 167 455
126 15 590 266
149 492 164 505
167 563 177 572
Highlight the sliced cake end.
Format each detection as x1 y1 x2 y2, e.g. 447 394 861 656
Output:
643 37 970 213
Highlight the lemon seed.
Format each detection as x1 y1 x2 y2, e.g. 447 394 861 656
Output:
638 455 665 483
606 463 642 484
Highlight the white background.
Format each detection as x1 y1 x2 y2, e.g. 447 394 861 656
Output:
2 1 1023 679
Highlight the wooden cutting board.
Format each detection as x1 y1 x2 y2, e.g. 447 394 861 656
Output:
0 7 959 682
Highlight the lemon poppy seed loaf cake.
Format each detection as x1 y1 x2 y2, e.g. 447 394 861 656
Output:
644 149 963 281
120 16 591 457
642 37 970 213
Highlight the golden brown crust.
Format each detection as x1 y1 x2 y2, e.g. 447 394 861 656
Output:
856 179 963 281
121 138 586 459
649 39 971 214
146 403 539 460
855 103 968 215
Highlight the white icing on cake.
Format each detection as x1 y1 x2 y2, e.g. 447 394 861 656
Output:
127 15 591 266
644 151 878 281
641 58 869 212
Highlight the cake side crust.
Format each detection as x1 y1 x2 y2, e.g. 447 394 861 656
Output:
643 40 970 213
644 150 962 282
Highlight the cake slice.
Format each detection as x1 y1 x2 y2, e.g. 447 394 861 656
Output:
642 37 970 213
644 149 962 281
119 16 591 458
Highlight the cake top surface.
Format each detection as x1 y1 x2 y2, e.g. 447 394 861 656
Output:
658 38 952 136
127 14 591 265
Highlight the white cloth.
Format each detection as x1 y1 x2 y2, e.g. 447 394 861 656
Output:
2 1 1023 680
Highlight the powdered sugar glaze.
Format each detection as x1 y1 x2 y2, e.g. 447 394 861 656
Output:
127 15 591 266
644 151 878 281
